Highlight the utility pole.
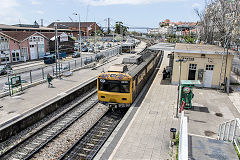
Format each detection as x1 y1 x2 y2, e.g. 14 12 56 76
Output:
108 18 110 34
175 58 187 118
41 19 43 27
54 23 58 78
73 13 82 53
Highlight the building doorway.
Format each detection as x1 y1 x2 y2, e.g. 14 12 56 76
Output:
188 64 197 80
204 65 214 87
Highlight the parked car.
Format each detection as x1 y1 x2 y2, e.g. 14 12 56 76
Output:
0 65 12 75
72 52 81 58
88 47 94 52
82 47 88 52
98 45 104 50
44 54 56 64
95 54 105 61
84 58 93 65
106 43 112 48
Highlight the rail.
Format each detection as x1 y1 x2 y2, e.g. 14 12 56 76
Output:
178 111 188 160
218 118 240 153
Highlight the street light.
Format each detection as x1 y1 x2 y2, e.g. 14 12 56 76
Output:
73 13 81 53
54 22 60 78
175 58 187 118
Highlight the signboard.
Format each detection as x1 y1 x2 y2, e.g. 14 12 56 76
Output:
183 87 191 93
179 100 186 113
11 76 21 88
60 33 68 42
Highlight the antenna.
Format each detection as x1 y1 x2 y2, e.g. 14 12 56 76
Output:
68 16 73 22
19 18 21 24
86 4 89 22
41 19 43 27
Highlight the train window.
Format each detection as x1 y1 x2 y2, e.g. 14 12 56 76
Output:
98 79 130 93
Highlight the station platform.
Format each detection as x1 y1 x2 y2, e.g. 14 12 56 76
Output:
95 51 179 160
0 54 132 127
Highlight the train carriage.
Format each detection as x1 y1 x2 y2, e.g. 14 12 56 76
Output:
97 50 161 107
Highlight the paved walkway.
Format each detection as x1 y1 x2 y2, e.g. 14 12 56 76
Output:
95 51 179 160
189 135 238 160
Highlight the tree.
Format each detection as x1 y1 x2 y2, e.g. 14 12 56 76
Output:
195 0 240 46
115 21 128 36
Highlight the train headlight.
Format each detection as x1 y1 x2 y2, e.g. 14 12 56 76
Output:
100 79 106 83
121 81 129 84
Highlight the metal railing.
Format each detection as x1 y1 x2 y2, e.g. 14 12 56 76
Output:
218 118 240 152
178 111 188 160
0 46 121 94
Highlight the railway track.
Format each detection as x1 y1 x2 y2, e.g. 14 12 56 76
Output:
0 90 100 160
59 108 128 160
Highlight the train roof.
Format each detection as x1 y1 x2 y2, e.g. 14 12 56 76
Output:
98 50 158 80
127 51 156 77
108 64 128 73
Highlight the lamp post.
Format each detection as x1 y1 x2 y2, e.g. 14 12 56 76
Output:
54 23 60 78
175 58 187 118
73 13 81 53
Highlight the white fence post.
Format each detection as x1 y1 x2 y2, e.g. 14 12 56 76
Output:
178 111 188 160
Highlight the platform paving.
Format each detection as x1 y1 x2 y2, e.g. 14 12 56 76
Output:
95 51 179 160
189 135 238 160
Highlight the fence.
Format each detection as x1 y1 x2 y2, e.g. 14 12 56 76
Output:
178 111 188 160
218 118 240 153
0 45 121 94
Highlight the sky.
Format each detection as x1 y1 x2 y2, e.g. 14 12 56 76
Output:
0 0 206 29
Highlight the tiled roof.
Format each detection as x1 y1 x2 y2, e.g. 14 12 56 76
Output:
0 31 38 42
47 22 97 28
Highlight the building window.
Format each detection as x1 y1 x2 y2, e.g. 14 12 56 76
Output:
206 65 214 71
0 36 9 50
189 64 197 70
188 64 197 80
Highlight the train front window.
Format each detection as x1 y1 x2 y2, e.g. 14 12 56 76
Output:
99 79 130 93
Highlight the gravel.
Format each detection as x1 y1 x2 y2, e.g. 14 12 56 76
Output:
32 103 108 160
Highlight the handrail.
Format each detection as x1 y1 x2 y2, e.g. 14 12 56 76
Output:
218 118 240 153
178 111 188 160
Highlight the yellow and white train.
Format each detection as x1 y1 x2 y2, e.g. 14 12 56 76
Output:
97 50 161 107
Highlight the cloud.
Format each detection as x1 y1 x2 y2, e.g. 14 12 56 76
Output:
31 0 41 5
35 10 44 14
192 3 201 8
0 0 28 24
80 0 186 6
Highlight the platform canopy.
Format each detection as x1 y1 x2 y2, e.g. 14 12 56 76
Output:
181 80 201 85
148 43 175 51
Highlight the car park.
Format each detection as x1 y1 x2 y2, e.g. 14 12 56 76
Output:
72 52 81 58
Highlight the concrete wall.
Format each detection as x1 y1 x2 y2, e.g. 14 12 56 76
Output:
0 78 97 142
171 52 234 88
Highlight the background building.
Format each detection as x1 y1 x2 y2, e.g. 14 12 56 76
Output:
171 43 234 88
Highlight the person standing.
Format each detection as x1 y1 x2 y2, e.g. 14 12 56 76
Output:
47 73 53 88
162 68 167 80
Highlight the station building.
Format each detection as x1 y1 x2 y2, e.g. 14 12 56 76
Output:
170 43 234 88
